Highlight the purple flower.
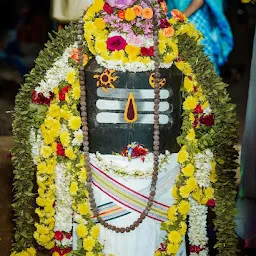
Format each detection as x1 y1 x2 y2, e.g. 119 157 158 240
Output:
106 0 136 9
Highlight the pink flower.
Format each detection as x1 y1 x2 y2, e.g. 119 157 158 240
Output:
107 36 127 51
106 0 136 10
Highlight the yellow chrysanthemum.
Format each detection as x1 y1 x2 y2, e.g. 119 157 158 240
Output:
66 70 77 85
65 147 76 160
167 205 177 222
125 45 141 56
168 231 182 244
70 181 78 196
154 251 161 256
179 221 187 236
181 163 195 177
79 167 87 182
83 236 96 252
186 128 195 141
172 185 178 199
60 131 70 147
111 50 125 61
94 18 106 30
40 146 53 158
167 243 180 254
178 200 190 215
72 86 81 100
189 112 195 122
202 101 209 109
125 8 136 21
183 96 197 110
44 240 55 250
184 76 193 92
91 225 100 239
86 252 95 256
95 39 108 54
69 116 82 130
177 149 188 164
164 53 176 64
60 108 72 120
204 187 214 199
48 104 61 118
186 177 198 192
76 224 88 238
78 203 90 215
179 186 190 198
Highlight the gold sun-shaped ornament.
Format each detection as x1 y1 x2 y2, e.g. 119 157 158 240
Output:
93 69 118 92
149 73 166 88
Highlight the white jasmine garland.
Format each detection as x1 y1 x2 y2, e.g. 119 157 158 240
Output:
30 128 43 164
188 198 209 253
194 149 214 188
54 163 73 247
35 43 77 97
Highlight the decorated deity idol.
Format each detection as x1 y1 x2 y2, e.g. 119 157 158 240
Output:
11 0 239 256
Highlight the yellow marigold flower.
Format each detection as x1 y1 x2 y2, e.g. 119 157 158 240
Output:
60 131 70 147
125 8 136 21
181 163 194 177
183 96 197 110
179 221 187 236
154 251 161 256
186 177 198 192
60 108 72 121
76 224 88 238
69 116 82 130
205 187 214 199
167 243 179 254
172 185 178 199
192 188 202 202
177 149 188 164
72 86 81 100
189 112 195 122
44 240 55 250
83 236 96 252
178 200 190 215
164 53 176 64
168 230 182 244
52 252 60 256
201 197 208 205
167 205 177 222
186 128 195 141
70 181 78 196
91 225 100 239
78 203 90 215
179 186 190 198
40 146 53 158
48 104 60 118
125 45 140 56
94 18 106 30
79 167 87 182
65 147 76 160
66 70 77 85
184 76 193 92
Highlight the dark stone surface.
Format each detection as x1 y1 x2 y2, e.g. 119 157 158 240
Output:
85 59 183 154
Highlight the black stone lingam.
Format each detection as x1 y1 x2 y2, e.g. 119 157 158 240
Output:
85 59 183 154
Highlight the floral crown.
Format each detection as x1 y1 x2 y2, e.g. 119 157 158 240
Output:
83 0 193 72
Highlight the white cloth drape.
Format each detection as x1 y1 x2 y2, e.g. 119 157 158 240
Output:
73 154 187 256
51 0 94 22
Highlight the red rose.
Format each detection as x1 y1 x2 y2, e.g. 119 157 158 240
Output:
66 233 72 239
56 143 65 156
194 104 203 114
107 36 127 51
199 114 214 127
206 199 216 207
54 231 64 241
141 47 149 56
148 46 154 57
160 18 170 28
59 91 66 101
103 3 114 14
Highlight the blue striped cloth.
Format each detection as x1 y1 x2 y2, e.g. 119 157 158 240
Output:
167 0 233 73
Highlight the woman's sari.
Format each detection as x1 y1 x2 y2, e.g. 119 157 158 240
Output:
167 0 233 72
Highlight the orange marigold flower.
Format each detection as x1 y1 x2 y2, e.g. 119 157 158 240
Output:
163 27 174 38
118 10 126 19
142 7 153 19
160 2 168 13
171 9 185 21
70 48 88 65
133 5 142 16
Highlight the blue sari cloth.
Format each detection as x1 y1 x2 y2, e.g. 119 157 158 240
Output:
167 0 233 72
